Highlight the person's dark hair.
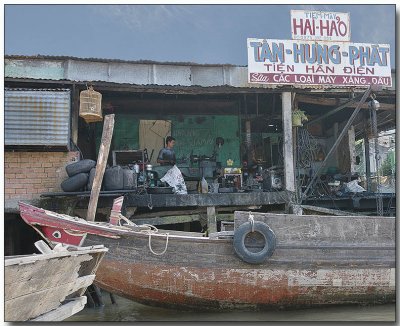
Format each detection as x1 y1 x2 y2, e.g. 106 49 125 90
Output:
166 136 175 145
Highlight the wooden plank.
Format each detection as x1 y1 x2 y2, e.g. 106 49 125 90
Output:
207 206 217 234
301 205 361 216
233 211 395 246
282 92 295 192
133 213 233 226
5 254 91 285
160 230 205 237
68 274 96 294
5 275 94 321
208 231 234 239
32 296 87 321
87 114 115 222
297 94 395 110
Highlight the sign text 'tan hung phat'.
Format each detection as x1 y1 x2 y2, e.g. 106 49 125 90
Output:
247 39 392 87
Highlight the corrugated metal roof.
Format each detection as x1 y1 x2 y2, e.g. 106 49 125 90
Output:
5 88 71 147
4 54 396 92
4 54 242 67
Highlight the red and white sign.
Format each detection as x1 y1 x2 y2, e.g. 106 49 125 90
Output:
247 38 392 87
291 10 350 42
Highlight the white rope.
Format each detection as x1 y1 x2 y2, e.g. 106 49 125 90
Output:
115 214 169 255
248 212 255 233
147 232 169 256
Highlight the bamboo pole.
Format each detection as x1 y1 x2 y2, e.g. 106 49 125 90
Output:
87 114 115 222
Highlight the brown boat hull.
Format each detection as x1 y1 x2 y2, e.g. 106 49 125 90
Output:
94 259 395 310
19 202 396 310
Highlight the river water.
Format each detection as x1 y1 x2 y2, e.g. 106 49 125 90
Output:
66 292 395 322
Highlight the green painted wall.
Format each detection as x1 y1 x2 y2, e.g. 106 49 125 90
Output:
172 115 240 167
95 114 240 167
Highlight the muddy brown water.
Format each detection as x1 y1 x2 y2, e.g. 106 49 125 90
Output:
66 293 395 322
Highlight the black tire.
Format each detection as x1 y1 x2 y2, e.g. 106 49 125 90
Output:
66 159 96 177
61 173 89 192
233 221 276 264
104 166 124 191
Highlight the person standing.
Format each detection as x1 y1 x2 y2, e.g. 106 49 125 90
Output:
157 136 176 166
156 136 187 194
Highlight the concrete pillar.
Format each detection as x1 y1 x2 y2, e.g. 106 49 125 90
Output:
282 92 295 192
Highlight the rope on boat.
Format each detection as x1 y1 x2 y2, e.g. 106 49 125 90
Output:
248 212 255 233
116 213 169 256
147 232 169 256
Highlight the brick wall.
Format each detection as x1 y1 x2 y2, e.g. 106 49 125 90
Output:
5 151 80 201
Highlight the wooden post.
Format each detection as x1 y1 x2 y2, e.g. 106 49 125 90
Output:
207 206 217 234
282 92 295 192
87 114 115 222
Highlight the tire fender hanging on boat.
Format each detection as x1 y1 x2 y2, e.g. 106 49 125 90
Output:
233 217 276 264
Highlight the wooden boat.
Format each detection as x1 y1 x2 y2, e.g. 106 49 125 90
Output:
18 198 395 310
5 240 108 321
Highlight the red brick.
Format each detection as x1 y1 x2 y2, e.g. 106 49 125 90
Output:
5 188 16 194
5 156 19 163
32 168 45 173
42 162 53 168
8 163 20 168
15 188 27 194
5 168 22 174
15 174 28 179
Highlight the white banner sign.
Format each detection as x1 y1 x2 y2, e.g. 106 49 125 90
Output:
247 38 392 87
291 10 351 42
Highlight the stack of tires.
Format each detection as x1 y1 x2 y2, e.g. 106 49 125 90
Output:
61 159 96 192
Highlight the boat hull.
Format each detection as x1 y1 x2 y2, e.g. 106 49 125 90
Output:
5 245 107 321
18 202 396 310
85 231 395 310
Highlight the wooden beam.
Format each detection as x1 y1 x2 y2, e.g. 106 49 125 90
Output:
297 94 395 110
87 114 115 222
282 92 295 192
300 205 361 216
132 213 233 226
207 206 217 234
31 296 87 322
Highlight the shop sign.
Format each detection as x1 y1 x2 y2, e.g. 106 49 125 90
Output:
247 38 392 87
291 10 350 42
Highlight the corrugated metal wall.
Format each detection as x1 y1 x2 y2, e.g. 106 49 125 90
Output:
5 89 71 147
